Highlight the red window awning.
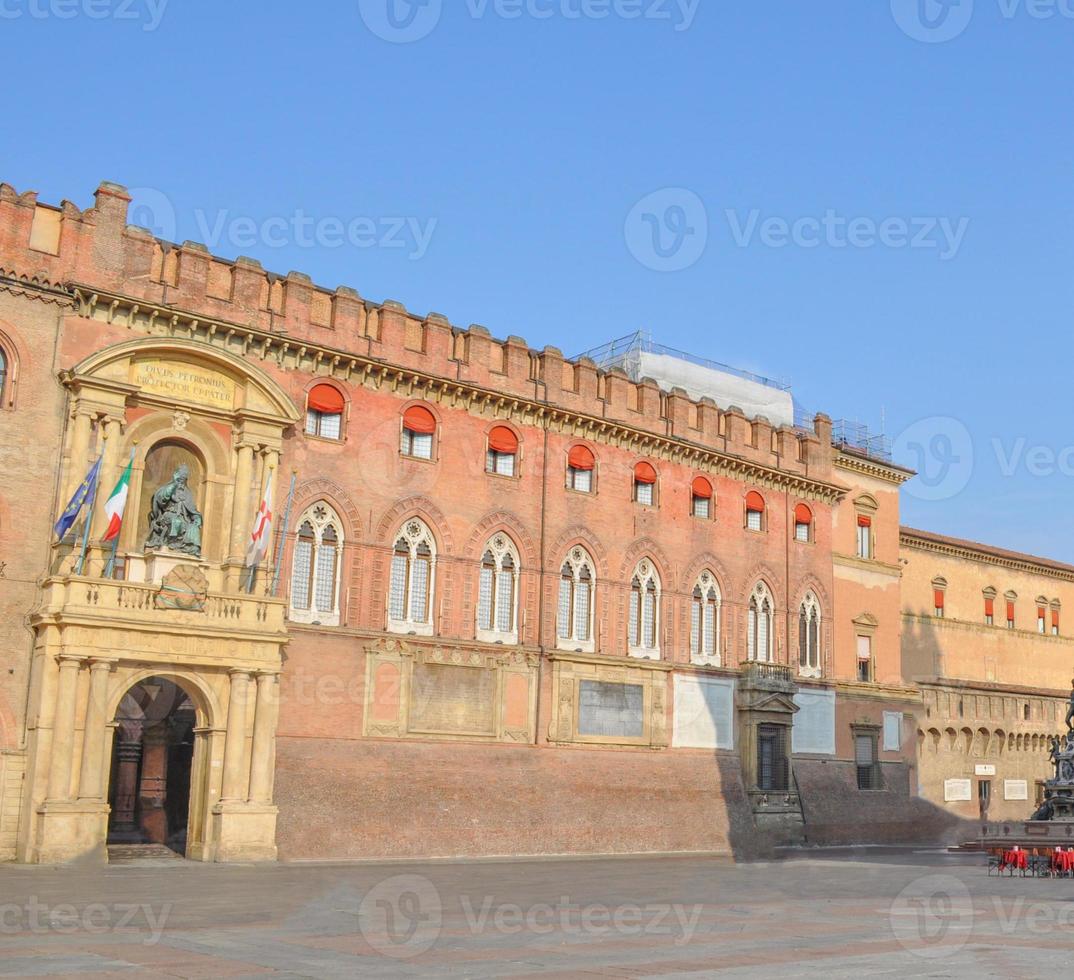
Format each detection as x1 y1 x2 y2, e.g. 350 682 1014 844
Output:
488 426 519 454
934 590 946 609
794 503 813 525
692 477 713 499
634 461 657 485
857 515 872 528
1038 606 1046 620
1053 609 1061 627
568 445 595 470
1007 601 1016 621
984 597 995 617
403 405 437 434
307 383 345 414
745 490 765 513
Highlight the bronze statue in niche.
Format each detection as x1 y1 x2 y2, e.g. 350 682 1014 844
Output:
145 464 203 556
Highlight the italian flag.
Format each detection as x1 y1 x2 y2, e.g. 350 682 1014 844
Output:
102 456 133 542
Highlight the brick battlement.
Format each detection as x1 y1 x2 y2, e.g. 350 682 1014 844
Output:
0 179 838 485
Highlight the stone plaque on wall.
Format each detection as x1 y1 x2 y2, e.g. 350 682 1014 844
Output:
133 359 236 409
944 778 972 802
577 681 644 739
409 662 496 736
1004 779 1029 801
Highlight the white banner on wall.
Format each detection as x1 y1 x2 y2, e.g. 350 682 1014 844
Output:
883 712 903 751
792 688 836 755
672 675 735 750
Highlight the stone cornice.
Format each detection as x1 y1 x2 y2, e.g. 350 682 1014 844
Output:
900 528 1074 583
833 552 903 578
64 282 848 503
0 269 76 307
834 450 914 485
915 676 1070 699
902 610 1074 646
834 680 922 704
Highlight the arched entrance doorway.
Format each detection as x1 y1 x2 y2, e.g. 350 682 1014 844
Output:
107 677 198 856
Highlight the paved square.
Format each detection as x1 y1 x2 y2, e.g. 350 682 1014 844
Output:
0 848 1070 977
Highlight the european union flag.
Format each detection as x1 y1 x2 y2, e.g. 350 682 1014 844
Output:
54 456 103 540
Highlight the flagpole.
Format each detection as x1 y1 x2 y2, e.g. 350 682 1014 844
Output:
271 471 297 598
103 445 136 580
74 456 102 577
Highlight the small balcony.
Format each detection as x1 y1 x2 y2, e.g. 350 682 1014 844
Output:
738 660 798 693
32 575 287 637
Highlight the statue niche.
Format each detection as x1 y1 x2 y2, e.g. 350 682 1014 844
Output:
141 442 205 558
145 465 203 556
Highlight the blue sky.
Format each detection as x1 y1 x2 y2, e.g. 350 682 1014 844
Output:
4 0 1073 558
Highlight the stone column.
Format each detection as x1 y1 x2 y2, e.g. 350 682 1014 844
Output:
77 659 115 800
220 670 252 803
111 734 143 833
247 672 279 804
138 724 169 844
228 443 256 561
64 410 94 500
46 655 84 802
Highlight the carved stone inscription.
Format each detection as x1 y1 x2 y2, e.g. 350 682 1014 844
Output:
133 359 236 409
577 681 644 739
409 662 496 736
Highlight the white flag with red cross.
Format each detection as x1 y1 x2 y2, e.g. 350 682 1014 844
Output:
245 476 274 569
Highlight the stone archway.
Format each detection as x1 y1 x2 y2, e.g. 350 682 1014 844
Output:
107 677 198 856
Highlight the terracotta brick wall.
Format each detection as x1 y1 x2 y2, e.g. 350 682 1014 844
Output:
274 736 757 860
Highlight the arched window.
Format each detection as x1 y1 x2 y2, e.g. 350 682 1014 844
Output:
1005 591 1017 630
854 496 878 559
477 534 520 642
690 570 721 666
0 347 7 406
486 426 519 477
557 547 595 649
388 519 436 634
401 405 437 460
691 477 713 519
627 559 661 658
1036 596 1048 634
933 578 948 619
798 592 821 677
1051 600 1061 636
748 582 774 662
983 587 996 625
794 503 813 543
745 491 766 531
633 462 657 506
289 503 344 626
305 384 345 440
567 445 595 493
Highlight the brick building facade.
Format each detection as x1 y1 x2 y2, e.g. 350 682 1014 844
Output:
901 527 1074 823
0 180 942 864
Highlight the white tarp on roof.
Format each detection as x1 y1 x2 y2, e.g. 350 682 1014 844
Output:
636 351 795 428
